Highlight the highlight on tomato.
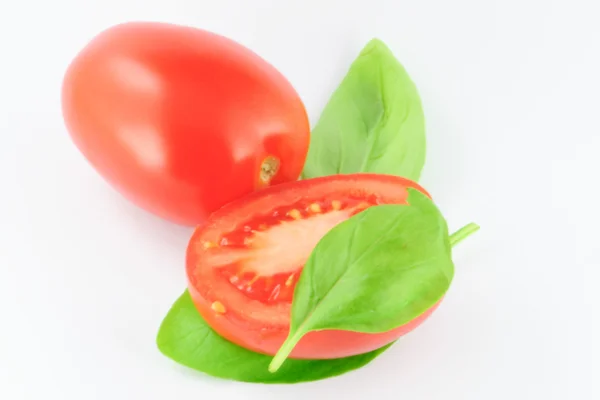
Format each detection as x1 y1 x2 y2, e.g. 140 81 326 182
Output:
186 173 440 359
61 22 310 225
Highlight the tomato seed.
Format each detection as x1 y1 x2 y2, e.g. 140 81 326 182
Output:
285 273 295 287
248 275 260 286
202 241 216 249
211 301 226 314
287 209 301 220
309 203 322 213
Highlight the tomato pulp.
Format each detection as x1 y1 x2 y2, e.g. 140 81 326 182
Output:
186 174 441 359
62 22 309 225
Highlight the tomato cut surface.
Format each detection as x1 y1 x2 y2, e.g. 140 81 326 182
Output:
186 174 438 359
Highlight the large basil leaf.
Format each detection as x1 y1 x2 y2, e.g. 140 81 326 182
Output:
301 38 426 181
269 189 453 372
156 291 391 384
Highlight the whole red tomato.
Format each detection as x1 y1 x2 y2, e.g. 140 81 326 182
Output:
62 22 310 225
186 173 440 359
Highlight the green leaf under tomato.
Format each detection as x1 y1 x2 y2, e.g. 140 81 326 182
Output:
301 38 426 181
156 291 391 384
269 189 453 372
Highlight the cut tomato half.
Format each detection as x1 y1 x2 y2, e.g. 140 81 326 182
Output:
186 173 439 359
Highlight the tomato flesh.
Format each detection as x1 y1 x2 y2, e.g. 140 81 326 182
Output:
213 196 373 304
186 174 438 359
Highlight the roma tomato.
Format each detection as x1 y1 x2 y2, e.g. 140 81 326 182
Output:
61 22 309 225
186 173 440 359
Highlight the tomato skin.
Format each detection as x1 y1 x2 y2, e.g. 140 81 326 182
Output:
190 281 440 359
61 22 310 225
186 174 441 359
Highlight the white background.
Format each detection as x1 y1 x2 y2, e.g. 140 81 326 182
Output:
1 0 598 399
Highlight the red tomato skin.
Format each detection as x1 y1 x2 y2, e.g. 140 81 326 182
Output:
186 174 442 359
190 281 440 359
61 22 310 225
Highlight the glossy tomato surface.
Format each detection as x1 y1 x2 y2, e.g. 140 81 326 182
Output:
186 173 440 359
62 22 310 225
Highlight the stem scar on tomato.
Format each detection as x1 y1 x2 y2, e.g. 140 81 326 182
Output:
259 156 280 185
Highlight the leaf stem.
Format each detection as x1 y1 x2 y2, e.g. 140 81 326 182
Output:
449 223 480 247
268 331 304 373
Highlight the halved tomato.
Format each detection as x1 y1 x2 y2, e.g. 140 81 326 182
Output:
186 173 439 359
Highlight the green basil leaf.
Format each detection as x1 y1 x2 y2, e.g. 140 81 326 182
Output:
301 38 426 181
157 291 392 384
269 189 452 372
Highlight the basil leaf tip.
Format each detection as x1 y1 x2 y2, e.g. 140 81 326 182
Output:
301 38 426 182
